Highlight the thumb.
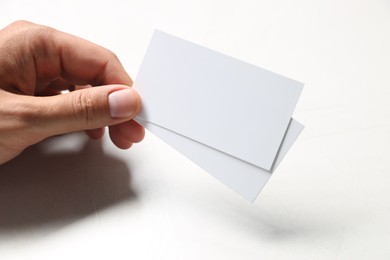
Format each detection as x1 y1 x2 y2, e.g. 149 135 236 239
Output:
30 84 141 138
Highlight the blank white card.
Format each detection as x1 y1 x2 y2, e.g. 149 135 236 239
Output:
134 30 303 201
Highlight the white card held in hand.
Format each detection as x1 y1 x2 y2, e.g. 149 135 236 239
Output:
134 30 304 201
137 118 304 202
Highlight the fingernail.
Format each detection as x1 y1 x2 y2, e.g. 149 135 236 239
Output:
108 88 139 118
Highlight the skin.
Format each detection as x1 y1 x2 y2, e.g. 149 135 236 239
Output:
0 21 145 165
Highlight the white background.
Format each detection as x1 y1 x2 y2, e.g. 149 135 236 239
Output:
0 0 389 259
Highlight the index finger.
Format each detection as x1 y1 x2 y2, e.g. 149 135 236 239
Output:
6 21 133 88
52 29 133 87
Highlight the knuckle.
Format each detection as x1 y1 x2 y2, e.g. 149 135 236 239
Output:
9 20 32 28
5 21 39 35
2 20 56 46
71 91 98 125
107 49 119 61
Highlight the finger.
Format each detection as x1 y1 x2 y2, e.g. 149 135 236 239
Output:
46 78 75 91
74 85 92 91
85 128 105 140
36 87 62 96
0 21 132 95
108 125 133 149
109 120 145 144
35 78 73 96
18 84 142 140
49 24 133 86
35 81 52 93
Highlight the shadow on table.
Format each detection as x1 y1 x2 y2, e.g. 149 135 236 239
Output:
0 133 137 233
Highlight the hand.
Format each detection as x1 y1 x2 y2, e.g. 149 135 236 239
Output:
0 21 145 165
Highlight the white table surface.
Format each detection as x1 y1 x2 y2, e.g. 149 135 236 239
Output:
1 1 389 259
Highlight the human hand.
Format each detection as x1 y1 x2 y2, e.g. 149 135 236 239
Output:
0 21 145 165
